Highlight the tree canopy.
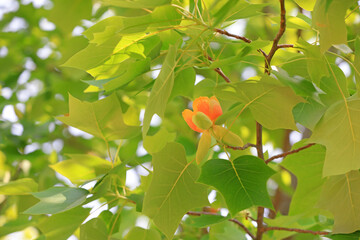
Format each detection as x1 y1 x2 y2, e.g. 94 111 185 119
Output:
1 0 360 239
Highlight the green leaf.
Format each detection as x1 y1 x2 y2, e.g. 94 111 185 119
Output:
24 187 89 215
198 156 275 216
47 0 92 34
310 98 360 176
170 67 196 99
296 39 329 86
50 154 112 184
37 207 90 240
0 178 38 195
329 231 360 240
124 227 161 240
293 0 316 11
281 141 326 215
313 0 355 52
143 128 176 154
62 34 122 71
209 221 246 240
143 44 178 137
102 0 170 8
142 142 209 239
215 79 304 130
57 94 140 141
80 218 108 240
185 214 230 228
292 98 326 131
318 171 360 233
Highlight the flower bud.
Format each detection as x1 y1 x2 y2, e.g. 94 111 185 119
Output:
212 125 243 147
192 112 213 131
196 131 212 165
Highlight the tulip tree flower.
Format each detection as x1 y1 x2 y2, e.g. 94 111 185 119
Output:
182 96 243 164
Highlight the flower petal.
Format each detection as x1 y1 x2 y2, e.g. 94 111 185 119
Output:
193 97 211 117
209 96 222 121
182 109 202 132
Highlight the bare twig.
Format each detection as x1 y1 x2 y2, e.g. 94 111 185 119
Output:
214 28 252 43
207 55 231 83
264 226 330 235
225 143 257 150
265 143 315 164
187 211 255 239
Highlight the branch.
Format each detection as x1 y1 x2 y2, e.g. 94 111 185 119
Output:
187 211 255 239
264 0 287 74
264 226 330 235
214 28 252 43
265 143 315 164
225 143 257 150
207 55 231 83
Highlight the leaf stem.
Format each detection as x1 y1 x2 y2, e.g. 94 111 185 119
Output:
206 55 231 82
225 143 257 150
265 143 315 164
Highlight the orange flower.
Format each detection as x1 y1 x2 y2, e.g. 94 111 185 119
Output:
182 96 222 132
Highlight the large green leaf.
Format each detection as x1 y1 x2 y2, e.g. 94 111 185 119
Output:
198 156 275 216
24 187 89 215
37 207 90 240
143 44 178 137
310 98 360 176
124 227 161 240
80 218 108 240
313 0 355 52
0 178 38 195
142 142 209 239
318 171 360 233
50 154 112 184
281 141 326 215
215 79 304 130
57 94 140 141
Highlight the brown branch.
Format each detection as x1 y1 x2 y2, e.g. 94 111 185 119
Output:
265 143 315 164
214 28 252 43
264 226 330 235
207 55 231 83
225 143 257 150
229 218 256 239
277 44 293 48
255 122 265 240
264 0 287 74
187 211 255 239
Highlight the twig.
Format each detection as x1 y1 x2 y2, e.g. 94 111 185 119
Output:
264 0 287 74
264 226 330 235
255 122 265 240
265 143 315 164
187 211 255 239
214 28 252 43
225 143 257 150
207 55 231 83
229 218 256 239
278 44 294 48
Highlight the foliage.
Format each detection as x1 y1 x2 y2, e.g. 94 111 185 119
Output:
1 0 360 239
